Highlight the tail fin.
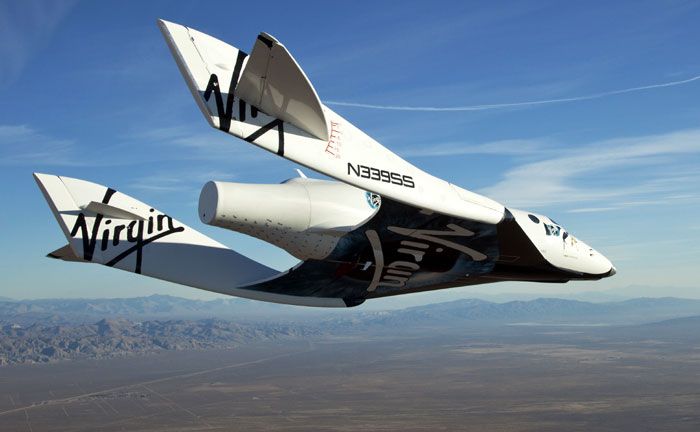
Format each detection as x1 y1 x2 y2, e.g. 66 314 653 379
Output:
33 173 286 300
158 19 328 141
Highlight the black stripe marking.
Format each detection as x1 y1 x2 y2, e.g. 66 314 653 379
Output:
102 188 117 204
238 99 246 122
105 225 185 273
277 121 285 156
257 34 274 48
244 119 285 156
69 188 116 262
203 50 248 132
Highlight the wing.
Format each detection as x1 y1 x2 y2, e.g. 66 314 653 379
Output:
158 20 505 225
240 196 500 307
34 173 348 307
35 173 500 307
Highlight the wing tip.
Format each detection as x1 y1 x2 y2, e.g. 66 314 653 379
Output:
257 32 280 48
156 18 179 35
47 244 84 262
33 171 54 185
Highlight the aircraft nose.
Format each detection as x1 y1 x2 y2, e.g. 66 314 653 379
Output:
599 254 616 278
588 246 616 278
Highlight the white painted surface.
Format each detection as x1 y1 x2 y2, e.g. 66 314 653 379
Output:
158 19 505 225
199 178 378 260
510 208 614 275
34 173 347 307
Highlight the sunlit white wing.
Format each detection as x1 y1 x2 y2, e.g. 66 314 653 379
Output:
158 19 505 225
33 173 347 307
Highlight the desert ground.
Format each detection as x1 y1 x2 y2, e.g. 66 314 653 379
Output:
2 321 700 431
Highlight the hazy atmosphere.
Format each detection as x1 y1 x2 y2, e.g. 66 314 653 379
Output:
3 3 700 431
1 0 699 303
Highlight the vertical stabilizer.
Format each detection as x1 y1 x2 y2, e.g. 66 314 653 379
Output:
158 20 328 140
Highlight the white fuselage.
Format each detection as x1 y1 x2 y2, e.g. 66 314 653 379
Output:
509 208 614 276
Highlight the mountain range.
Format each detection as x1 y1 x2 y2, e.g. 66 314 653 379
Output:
0 294 318 325
3 295 700 326
3 295 700 366
0 318 318 366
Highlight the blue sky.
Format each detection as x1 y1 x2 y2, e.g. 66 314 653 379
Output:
1 1 699 302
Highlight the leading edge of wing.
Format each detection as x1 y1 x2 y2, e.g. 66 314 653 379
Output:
158 19 506 225
34 172 348 308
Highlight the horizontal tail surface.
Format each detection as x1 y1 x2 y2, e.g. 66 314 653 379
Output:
33 173 347 306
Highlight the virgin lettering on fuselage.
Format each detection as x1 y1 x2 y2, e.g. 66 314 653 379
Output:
365 224 488 292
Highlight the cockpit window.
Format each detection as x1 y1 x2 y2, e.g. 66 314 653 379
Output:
544 223 561 237
528 214 540 224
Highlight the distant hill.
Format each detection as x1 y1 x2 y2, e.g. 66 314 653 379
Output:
0 318 318 366
644 314 700 327
604 284 700 300
0 294 321 325
412 285 700 304
4 296 700 366
323 297 700 329
4 295 700 327
638 314 700 338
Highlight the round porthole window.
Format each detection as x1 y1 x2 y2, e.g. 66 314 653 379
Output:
528 214 540 224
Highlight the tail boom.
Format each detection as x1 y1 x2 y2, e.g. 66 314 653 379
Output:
34 173 347 307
